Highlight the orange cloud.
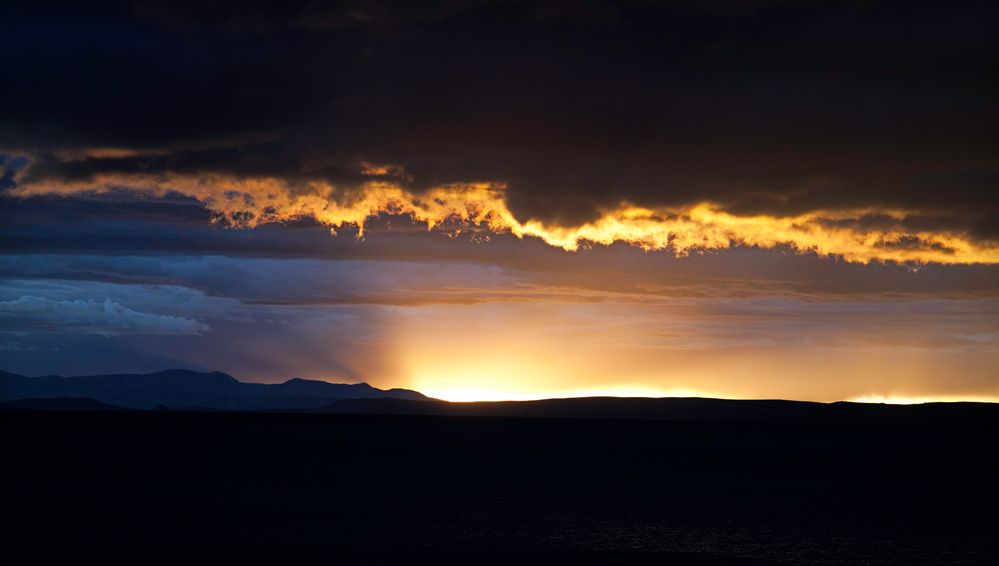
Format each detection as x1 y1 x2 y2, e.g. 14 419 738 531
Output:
10 173 999 264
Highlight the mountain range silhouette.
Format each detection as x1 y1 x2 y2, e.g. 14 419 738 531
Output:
3 368 998 425
0 369 426 411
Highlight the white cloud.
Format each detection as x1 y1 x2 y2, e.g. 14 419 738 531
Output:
0 295 208 336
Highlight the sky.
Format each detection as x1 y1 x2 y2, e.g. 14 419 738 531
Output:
1 0 997 402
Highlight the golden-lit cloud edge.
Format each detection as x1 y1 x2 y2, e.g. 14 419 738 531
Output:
11 173 999 265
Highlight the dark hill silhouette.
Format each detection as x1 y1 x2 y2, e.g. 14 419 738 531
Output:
271 377 426 401
0 396 126 411
3 369 998 424
0 369 427 410
323 396 999 425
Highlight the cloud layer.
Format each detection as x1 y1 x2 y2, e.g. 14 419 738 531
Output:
1 2 997 401
2 1 997 264
9 172 999 264
0 295 208 336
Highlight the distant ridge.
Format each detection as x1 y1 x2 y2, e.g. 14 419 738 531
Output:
320 396 999 425
0 397 126 411
3 369 998 424
0 369 427 411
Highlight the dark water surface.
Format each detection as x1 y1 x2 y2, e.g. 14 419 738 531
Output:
3 411 997 564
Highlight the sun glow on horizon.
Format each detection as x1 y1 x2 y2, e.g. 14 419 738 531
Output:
420 387 999 404
385 298 999 406
848 393 999 405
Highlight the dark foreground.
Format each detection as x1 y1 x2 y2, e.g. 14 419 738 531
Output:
3 411 998 565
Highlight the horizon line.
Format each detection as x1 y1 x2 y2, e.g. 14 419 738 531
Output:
5 367 999 406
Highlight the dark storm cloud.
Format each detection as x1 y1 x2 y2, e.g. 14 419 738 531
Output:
2 1 997 237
